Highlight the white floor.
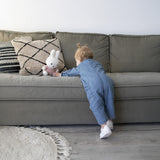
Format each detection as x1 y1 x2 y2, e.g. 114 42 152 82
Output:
49 123 160 160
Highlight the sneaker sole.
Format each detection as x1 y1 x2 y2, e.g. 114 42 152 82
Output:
100 131 112 139
109 126 114 130
106 124 113 130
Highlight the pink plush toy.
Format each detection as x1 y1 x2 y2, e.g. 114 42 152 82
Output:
42 49 60 76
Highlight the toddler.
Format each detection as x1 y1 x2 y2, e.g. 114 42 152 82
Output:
53 44 115 139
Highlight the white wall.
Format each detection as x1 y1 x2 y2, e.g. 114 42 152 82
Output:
0 0 160 34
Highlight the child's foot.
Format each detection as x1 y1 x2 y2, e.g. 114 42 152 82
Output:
106 120 114 130
100 125 112 139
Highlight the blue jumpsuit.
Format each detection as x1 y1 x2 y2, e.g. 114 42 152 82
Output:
61 59 115 125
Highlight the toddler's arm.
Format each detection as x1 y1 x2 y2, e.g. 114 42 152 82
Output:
61 68 79 77
52 72 61 77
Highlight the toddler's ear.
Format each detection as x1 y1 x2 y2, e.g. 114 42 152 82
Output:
55 50 60 59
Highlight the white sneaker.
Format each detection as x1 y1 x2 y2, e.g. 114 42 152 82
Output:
106 120 114 130
100 125 112 139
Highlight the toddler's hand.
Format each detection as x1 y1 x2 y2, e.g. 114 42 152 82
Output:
53 72 61 77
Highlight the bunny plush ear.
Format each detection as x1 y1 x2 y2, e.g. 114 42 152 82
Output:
55 50 60 59
50 49 56 57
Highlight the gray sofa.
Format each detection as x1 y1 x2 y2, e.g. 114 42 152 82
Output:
0 30 160 125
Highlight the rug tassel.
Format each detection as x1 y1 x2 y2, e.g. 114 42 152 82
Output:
31 127 72 160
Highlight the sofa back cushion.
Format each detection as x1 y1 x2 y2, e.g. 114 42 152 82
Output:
110 35 160 72
56 32 110 72
0 30 54 41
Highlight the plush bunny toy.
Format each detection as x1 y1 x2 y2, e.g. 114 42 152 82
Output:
42 49 60 76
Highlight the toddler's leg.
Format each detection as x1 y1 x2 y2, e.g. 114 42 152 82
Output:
90 103 108 125
86 86 113 138
104 79 115 120
90 103 112 139
86 87 108 125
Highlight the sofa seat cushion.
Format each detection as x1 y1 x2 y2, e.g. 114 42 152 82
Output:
0 73 86 100
109 72 160 100
0 72 159 101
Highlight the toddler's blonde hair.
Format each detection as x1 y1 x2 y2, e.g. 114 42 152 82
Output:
74 43 94 61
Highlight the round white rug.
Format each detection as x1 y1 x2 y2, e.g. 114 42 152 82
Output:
0 126 72 160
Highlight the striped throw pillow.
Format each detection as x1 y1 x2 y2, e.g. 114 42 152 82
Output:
0 42 20 73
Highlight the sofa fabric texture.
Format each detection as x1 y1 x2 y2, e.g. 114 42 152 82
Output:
108 72 160 100
56 32 110 72
110 34 160 72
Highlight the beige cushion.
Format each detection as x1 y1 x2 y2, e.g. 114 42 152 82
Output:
14 36 32 42
11 38 66 76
